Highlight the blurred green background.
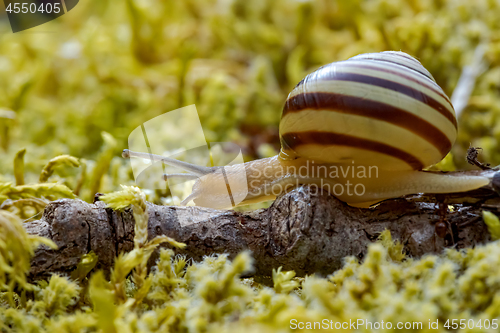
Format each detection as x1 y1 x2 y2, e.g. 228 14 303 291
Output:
2 2 500 331
0 0 499 204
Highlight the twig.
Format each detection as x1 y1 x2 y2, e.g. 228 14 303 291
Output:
451 43 487 118
26 184 500 279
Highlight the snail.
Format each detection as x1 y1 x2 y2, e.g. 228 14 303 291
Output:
123 51 497 209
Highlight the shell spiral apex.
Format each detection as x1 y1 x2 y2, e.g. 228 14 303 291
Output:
279 51 457 171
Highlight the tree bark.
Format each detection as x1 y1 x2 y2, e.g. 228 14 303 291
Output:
25 185 500 279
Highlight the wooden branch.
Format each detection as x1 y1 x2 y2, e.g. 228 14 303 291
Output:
25 184 500 279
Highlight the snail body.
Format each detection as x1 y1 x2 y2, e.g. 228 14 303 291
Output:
124 51 491 209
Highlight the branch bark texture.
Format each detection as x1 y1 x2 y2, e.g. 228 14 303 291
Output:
25 186 498 278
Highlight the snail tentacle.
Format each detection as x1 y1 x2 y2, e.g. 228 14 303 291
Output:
163 173 199 181
122 149 214 177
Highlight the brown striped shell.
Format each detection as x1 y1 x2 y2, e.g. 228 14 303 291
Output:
279 51 457 171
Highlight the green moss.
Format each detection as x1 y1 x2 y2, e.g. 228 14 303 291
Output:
1 0 500 330
483 211 500 240
3 212 500 332
0 0 497 203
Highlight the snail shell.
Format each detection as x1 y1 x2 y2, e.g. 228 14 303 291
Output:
279 51 457 171
123 51 493 210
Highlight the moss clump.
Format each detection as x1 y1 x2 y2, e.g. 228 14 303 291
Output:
3 200 500 332
1 0 500 331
